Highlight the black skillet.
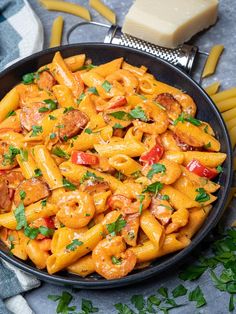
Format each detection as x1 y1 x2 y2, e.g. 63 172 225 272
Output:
0 44 233 288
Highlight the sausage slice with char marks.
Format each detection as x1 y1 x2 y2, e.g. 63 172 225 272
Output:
58 109 89 141
0 178 12 213
14 178 50 206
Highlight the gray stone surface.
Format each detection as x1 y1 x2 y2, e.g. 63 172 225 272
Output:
25 1 236 313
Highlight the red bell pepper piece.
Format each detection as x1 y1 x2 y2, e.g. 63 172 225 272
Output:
71 151 99 165
186 159 218 179
140 143 164 165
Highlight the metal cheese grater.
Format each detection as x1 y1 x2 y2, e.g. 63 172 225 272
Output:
67 21 201 73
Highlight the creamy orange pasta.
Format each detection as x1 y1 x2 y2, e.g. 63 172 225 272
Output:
0 52 226 280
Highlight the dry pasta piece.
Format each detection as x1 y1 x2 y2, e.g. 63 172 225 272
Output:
202 45 224 78
204 81 220 96
222 107 236 122
216 97 236 113
89 0 116 24
50 16 64 48
229 125 236 148
226 117 236 130
211 87 236 103
40 0 91 21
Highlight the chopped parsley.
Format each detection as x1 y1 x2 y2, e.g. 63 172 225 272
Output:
88 87 99 95
143 181 163 195
111 256 122 265
162 194 170 201
50 133 56 139
41 199 47 207
52 147 70 159
102 80 112 92
173 113 202 126
79 64 97 70
216 165 223 173
204 142 212 149
22 72 36 84
85 128 93 134
131 170 142 179
19 149 28 162
77 93 85 104
6 110 16 118
3 146 20 165
63 107 74 114
109 111 130 121
195 188 210 203
43 99 57 110
106 215 126 236
34 168 42 177
172 284 187 298
31 125 43 137
129 106 148 122
48 291 76 313
19 190 26 201
62 178 77 191
49 115 57 120
188 286 206 308
80 171 104 183
147 163 166 179
113 123 125 129
66 239 83 251
8 235 15 251
14 203 27 230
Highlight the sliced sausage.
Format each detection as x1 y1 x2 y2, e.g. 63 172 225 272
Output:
1 171 25 188
155 93 181 121
0 141 18 170
0 178 12 212
20 102 49 131
58 109 89 141
14 178 50 206
36 71 56 91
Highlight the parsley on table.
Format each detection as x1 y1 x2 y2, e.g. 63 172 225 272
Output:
14 203 27 230
115 303 134 314
195 188 210 203
143 181 163 195
48 291 76 314
131 295 145 311
188 286 206 308
80 171 104 183
66 239 83 251
158 287 168 298
6 110 16 118
147 163 166 179
31 125 43 137
102 80 112 92
172 284 187 298
62 178 77 191
81 299 98 313
88 87 99 95
106 215 126 236
52 147 70 159
179 264 208 281
129 106 148 122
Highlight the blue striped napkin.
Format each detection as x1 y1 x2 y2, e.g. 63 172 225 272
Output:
0 1 44 313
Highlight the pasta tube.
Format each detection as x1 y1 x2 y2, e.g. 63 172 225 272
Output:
50 16 64 48
211 87 236 103
33 145 63 189
89 0 116 24
182 151 226 168
204 81 220 96
216 97 236 113
222 107 236 122
47 223 103 274
0 88 19 123
108 154 141 176
40 0 91 21
67 254 95 277
16 151 38 179
202 45 224 78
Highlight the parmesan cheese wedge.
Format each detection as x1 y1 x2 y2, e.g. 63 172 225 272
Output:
122 0 218 48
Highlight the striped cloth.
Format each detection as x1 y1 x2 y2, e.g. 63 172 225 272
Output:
0 0 44 70
0 1 43 313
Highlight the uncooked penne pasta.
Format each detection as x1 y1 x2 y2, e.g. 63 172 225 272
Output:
50 16 64 48
204 81 220 96
202 45 224 78
89 0 116 24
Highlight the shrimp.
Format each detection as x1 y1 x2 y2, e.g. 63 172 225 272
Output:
132 102 169 135
56 191 95 228
106 69 139 95
92 236 137 279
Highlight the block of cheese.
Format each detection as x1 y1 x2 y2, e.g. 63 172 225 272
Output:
122 0 218 48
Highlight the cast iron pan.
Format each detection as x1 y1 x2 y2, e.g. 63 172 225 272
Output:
0 44 233 288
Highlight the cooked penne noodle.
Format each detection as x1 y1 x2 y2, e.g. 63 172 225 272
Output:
108 154 141 176
40 0 91 21
89 0 116 24
0 88 19 123
50 16 64 48
67 254 95 277
202 45 224 78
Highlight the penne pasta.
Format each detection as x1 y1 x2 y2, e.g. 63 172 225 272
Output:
204 81 220 96
0 88 19 123
216 97 236 113
89 0 116 24
211 87 236 103
49 16 64 48
202 45 224 78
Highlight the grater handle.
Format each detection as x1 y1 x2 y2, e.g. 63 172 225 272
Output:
105 25 198 73
66 22 198 73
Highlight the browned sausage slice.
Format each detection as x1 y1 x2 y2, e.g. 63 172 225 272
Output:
1 171 25 188
20 102 49 131
155 93 181 121
14 178 50 206
58 109 89 141
37 71 56 91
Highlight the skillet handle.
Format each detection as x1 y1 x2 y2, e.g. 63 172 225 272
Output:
67 22 198 74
